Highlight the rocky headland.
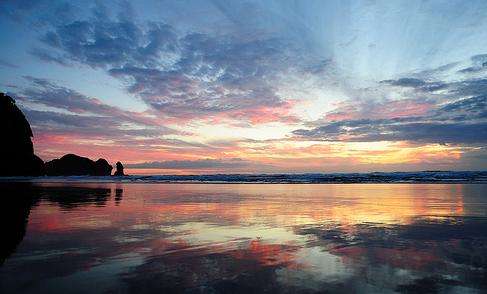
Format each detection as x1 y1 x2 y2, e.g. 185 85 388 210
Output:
45 154 113 176
1 93 45 176
1 92 125 177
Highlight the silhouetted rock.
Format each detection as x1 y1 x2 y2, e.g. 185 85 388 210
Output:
94 158 113 176
45 154 112 176
114 161 125 176
0 92 45 176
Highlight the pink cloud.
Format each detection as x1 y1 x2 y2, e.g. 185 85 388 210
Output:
324 98 435 122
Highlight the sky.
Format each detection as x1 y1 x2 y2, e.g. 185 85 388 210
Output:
1 0 486 174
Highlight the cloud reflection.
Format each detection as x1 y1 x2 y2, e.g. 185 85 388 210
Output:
1 183 486 293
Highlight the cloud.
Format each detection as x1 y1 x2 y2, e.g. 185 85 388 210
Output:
458 54 487 73
296 54 487 146
17 76 166 127
0 0 75 25
0 58 18 68
450 79 487 97
294 119 487 144
382 78 426 87
438 95 487 120
322 98 436 122
294 95 487 144
126 158 267 170
23 109 163 138
29 48 71 66
381 78 447 92
31 3 319 123
13 76 263 164
0 0 41 22
9 77 193 161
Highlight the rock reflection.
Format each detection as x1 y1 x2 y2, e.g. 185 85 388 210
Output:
37 185 123 209
0 184 124 265
0 183 40 265
115 187 123 205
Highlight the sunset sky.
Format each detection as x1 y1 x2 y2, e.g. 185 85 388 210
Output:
1 0 486 174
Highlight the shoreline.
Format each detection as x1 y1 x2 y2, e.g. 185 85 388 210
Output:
1 179 486 185
1 171 486 184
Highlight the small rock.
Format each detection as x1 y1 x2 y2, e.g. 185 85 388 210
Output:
113 161 125 176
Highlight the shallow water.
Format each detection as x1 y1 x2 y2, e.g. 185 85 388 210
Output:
1 183 486 293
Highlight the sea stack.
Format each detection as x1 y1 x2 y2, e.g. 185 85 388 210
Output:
113 161 125 176
0 93 45 176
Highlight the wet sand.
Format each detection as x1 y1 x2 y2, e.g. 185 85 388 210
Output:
1 183 486 293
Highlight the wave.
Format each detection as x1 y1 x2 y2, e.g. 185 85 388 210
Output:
1 171 486 184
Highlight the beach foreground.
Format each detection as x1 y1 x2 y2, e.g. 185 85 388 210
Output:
1 182 486 293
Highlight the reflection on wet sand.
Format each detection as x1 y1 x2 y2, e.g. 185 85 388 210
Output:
0 183 486 293
0 184 125 264
0 183 39 265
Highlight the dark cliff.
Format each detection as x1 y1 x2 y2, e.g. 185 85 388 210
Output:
0 93 45 176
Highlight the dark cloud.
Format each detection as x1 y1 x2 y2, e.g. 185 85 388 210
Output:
294 95 487 144
438 95 487 120
379 69 487 109
456 54 487 74
382 77 426 87
17 76 165 127
0 59 18 68
318 57 487 145
450 78 487 97
457 65 487 74
0 0 40 21
471 54 487 64
294 121 487 144
381 78 447 92
383 58 487 96
126 158 264 170
23 109 163 139
29 48 71 66
0 0 76 26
